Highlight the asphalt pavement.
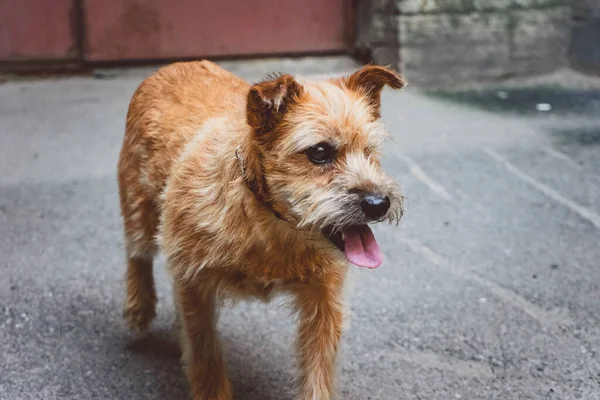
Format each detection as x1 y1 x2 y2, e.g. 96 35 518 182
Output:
1 56 600 400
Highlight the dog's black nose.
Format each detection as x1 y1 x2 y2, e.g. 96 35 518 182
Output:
360 194 390 220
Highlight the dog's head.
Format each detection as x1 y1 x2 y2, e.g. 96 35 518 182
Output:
244 65 406 269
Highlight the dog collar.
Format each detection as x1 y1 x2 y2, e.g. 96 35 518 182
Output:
235 146 286 221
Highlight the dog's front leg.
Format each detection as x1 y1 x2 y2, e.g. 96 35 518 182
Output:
294 272 346 400
176 283 232 400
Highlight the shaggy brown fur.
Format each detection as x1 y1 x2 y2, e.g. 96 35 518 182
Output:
117 60 406 400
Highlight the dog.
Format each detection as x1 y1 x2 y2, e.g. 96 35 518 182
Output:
117 60 406 400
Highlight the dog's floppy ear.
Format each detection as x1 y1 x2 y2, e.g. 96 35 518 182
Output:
338 65 406 119
246 74 303 135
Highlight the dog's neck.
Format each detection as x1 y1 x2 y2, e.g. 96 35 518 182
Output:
235 145 286 222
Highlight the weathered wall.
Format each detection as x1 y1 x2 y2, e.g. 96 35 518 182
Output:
356 0 572 87
570 0 600 74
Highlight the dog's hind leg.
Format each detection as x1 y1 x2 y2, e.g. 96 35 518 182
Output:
118 178 160 332
123 252 157 332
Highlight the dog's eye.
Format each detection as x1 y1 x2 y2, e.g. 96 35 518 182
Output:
306 142 334 164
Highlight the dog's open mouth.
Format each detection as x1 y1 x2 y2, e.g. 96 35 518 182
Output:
324 225 383 269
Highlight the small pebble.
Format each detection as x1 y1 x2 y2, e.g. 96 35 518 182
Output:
490 357 503 367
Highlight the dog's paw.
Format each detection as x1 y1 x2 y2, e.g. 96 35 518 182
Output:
123 299 156 332
190 385 233 400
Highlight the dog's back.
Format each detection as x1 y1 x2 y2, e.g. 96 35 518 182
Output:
119 61 249 201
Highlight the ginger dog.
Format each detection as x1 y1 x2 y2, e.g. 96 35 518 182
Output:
117 60 406 400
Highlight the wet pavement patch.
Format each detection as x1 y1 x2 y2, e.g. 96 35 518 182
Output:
426 85 600 116
550 126 600 147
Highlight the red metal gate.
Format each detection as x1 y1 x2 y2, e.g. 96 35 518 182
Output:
0 0 353 66
0 0 78 62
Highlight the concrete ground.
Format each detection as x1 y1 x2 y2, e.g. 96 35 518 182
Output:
1 56 600 400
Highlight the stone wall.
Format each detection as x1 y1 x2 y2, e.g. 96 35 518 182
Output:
356 0 572 87
570 0 600 74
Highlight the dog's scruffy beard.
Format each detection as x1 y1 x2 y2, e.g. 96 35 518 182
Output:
273 164 404 269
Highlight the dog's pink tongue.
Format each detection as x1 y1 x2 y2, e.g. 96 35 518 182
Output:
343 225 383 269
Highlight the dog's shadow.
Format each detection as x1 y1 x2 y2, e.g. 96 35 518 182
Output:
125 331 181 359
43 289 293 400
123 328 293 400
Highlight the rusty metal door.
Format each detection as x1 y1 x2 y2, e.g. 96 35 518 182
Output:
83 0 354 61
0 0 78 62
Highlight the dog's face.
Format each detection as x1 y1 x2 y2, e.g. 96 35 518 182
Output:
245 66 406 269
